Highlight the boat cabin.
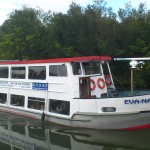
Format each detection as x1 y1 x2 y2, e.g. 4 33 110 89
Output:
0 56 114 117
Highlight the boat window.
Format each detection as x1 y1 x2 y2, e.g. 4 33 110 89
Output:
101 107 116 112
102 61 109 74
10 94 25 107
49 99 70 115
72 62 81 75
28 66 46 80
0 67 8 78
11 67 26 79
82 61 101 75
0 93 7 104
28 97 45 110
49 64 67 76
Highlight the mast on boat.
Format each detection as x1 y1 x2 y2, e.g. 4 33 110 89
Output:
114 57 150 96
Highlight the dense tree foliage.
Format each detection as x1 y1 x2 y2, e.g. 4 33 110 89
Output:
0 0 150 89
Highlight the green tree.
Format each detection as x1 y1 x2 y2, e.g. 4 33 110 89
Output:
0 6 45 60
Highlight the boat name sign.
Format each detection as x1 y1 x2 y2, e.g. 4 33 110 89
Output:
124 98 150 104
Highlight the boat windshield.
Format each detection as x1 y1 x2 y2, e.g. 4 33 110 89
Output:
72 61 101 75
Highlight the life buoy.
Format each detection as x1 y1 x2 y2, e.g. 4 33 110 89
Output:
90 79 96 91
97 78 105 89
105 74 112 86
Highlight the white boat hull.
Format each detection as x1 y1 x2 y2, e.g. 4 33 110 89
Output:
0 105 150 130
46 112 150 130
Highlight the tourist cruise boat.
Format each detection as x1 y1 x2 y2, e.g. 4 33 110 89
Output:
0 56 149 129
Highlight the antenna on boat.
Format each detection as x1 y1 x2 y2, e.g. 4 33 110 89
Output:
114 57 150 96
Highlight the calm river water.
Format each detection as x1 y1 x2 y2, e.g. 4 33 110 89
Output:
0 112 149 150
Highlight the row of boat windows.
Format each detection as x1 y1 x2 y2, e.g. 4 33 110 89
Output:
0 93 70 115
0 64 67 79
0 92 115 113
0 61 103 79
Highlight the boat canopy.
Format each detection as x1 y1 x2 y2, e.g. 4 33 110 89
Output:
0 56 112 65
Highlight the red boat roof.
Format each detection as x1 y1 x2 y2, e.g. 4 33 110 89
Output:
0 56 111 65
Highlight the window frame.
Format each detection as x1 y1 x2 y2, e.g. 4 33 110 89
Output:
10 94 25 107
0 93 7 104
49 64 67 77
11 66 26 79
0 67 9 78
28 96 45 111
28 66 46 80
49 99 70 115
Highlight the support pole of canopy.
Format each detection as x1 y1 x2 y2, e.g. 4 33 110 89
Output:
131 68 134 96
129 61 138 96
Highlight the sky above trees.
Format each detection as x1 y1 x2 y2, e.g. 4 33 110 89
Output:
0 0 150 25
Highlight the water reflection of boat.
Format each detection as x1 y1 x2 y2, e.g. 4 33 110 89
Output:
0 112 149 150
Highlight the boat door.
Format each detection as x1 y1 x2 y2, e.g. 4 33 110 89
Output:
79 77 91 98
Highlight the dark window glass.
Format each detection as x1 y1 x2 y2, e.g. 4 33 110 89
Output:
49 99 70 115
0 93 7 104
82 61 101 75
28 66 46 80
28 97 45 110
0 67 8 78
72 62 81 75
101 107 116 112
49 64 67 76
11 67 26 79
10 94 25 107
